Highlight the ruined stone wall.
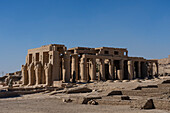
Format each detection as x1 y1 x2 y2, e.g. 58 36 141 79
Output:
21 44 158 87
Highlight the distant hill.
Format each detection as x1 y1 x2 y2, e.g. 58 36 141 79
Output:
158 55 170 76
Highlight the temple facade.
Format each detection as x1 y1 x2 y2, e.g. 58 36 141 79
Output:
22 44 158 86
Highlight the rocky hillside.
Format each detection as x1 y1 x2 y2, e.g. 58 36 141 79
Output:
158 55 170 76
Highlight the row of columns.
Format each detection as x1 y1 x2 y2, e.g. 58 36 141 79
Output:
23 52 159 86
22 51 71 86
75 57 158 82
78 56 125 82
22 62 53 86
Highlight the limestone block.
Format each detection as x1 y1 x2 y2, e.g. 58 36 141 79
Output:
107 91 122 96
66 87 92 94
87 99 98 105
53 81 63 87
142 99 155 109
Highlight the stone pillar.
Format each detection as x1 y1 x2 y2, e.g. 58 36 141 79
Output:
117 70 122 80
128 61 133 80
45 63 52 86
138 61 141 78
100 59 105 81
109 59 114 80
63 52 70 82
62 69 66 82
118 60 124 80
80 56 87 82
90 58 96 82
41 69 46 84
143 62 148 78
114 66 117 79
28 63 35 85
52 51 60 81
21 64 28 85
156 62 159 76
34 62 42 85
150 62 153 77
71 54 79 81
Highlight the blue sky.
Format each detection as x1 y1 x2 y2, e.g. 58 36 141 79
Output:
0 0 170 75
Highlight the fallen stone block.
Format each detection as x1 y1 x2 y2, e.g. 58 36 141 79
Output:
131 99 155 109
142 99 155 109
0 91 20 98
16 89 46 95
121 95 131 100
162 80 170 84
102 95 131 100
66 87 92 94
87 99 98 105
53 81 65 87
97 98 132 105
62 98 72 103
74 96 102 104
107 91 122 96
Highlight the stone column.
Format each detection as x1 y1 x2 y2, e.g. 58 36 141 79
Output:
90 58 96 82
156 62 159 76
150 62 153 77
114 66 117 79
71 54 79 81
34 62 42 85
80 56 87 82
128 60 133 80
21 64 28 85
138 61 141 78
100 59 105 81
117 70 122 80
52 51 60 81
118 60 124 80
63 52 70 82
143 62 148 78
109 59 114 80
28 63 35 85
62 69 66 82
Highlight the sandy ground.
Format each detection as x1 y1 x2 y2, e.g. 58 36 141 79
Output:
0 76 169 113
0 93 169 113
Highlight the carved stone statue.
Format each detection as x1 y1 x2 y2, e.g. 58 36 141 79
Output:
34 62 42 85
8 77 13 88
5 76 9 86
44 63 52 86
28 63 35 85
21 64 28 85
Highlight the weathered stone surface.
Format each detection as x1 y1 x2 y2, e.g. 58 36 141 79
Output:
87 99 98 105
21 44 158 86
121 95 130 100
153 99 170 110
97 98 132 105
162 80 170 84
53 81 64 87
62 98 72 103
131 99 155 109
74 96 102 104
142 99 155 109
66 87 92 94
0 91 20 98
107 91 122 96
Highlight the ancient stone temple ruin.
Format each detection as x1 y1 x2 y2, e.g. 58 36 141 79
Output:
22 44 158 86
